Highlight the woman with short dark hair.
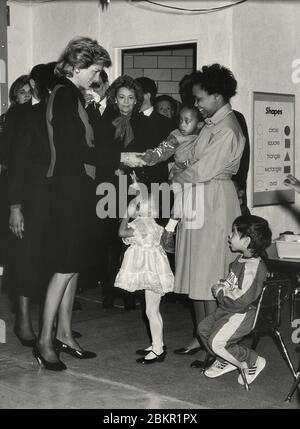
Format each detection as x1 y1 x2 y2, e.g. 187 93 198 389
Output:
94 74 145 310
9 75 31 106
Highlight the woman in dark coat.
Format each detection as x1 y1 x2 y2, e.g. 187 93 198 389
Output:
0 74 32 270
35 37 111 371
94 75 144 309
8 64 57 346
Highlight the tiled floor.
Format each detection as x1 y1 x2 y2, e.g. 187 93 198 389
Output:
0 287 299 409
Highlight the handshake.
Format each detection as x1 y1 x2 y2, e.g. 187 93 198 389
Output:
121 152 147 168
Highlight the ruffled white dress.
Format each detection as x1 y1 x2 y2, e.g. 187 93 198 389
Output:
114 217 174 295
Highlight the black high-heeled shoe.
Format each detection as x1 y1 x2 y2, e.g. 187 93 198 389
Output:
32 345 67 371
136 345 167 356
54 339 97 359
14 328 36 348
136 350 166 364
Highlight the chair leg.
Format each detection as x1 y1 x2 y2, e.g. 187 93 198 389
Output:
285 372 300 402
239 367 250 391
290 290 295 325
251 332 260 350
272 330 297 378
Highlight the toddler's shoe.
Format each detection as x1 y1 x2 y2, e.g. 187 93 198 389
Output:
204 359 237 378
160 229 175 253
237 356 266 385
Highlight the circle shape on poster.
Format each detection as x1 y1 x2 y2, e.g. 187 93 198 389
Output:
257 124 263 136
284 126 291 136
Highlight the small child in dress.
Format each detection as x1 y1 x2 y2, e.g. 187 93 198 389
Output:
198 215 272 385
114 183 174 364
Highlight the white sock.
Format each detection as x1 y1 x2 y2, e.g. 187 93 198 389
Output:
165 219 178 232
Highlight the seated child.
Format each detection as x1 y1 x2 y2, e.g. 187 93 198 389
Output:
198 215 272 385
114 183 174 364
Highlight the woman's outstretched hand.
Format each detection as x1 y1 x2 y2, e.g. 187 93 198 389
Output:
284 174 300 193
9 207 24 239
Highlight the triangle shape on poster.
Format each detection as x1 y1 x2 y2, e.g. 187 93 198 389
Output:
257 151 264 162
284 152 290 162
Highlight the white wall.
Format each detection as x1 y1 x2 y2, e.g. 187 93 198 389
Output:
98 0 233 80
7 2 32 88
7 0 100 86
232 0 300 237
31 0 100 65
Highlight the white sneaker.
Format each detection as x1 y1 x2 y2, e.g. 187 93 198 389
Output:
238 356 266 385
204 359 237 378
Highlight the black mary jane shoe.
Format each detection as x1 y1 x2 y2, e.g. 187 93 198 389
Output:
14 328 37 348
136 350 166 364
136 345 167 356
173 346 202 355
54 338 97 359
32 345 67 371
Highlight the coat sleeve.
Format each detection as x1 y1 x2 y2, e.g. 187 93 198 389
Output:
171 127 241 185
8 111 33 206
232 111 250 190
0 106 22 167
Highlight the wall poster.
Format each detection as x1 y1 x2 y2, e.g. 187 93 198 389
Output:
252 92 295 206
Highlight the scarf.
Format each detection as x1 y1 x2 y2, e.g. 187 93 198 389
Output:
46 84 95 179
112 113 134 148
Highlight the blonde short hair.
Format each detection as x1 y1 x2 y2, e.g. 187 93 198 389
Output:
55 36 111 78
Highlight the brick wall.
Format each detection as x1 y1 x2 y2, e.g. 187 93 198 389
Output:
123 46 195 102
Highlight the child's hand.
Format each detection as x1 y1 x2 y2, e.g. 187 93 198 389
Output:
211 283 223 298
127 202 137 218
141 150 157 166
129 171 141 191
284 174 300 193
115 168 125 176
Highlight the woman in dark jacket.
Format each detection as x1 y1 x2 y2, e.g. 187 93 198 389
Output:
0 74 32 270
35 37 111 371
94 75 144 309
8 63 57 346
